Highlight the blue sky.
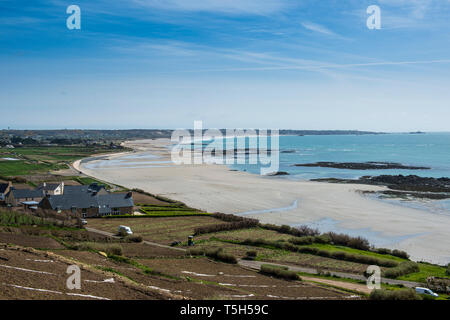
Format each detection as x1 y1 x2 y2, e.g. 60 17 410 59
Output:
1 0 450 131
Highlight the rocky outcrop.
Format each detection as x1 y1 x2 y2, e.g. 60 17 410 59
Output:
312 175 450 199
294 162 430 170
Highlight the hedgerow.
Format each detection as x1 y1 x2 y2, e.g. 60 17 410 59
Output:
325 232 370 251
383 261 420 278
187 247 237 264
260 264 300 281
261 224 320 237
194 218 258 235
369 289 421 300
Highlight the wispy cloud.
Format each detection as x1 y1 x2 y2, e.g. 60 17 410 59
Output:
301 22 335 36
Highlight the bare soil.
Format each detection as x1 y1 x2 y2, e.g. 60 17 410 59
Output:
137 257 358 300
120 243 186 258
0 244 173 300
0 232 64 249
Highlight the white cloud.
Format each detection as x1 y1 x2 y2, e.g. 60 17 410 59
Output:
301 22 336 36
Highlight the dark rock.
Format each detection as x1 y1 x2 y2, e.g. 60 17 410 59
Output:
266 171 289 176
312 174 450 198
294 161 430 170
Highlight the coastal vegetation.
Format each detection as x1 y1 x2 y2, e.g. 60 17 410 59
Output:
188 247 238 264
383 261 420 278
260 264 301 281
369 288 421 300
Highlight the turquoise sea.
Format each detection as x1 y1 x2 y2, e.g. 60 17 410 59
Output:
227 132 450 215
229 132 450 179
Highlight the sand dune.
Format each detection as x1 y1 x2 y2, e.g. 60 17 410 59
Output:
74 139 450 265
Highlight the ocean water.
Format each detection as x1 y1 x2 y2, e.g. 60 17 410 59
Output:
225 132 450 214
228 132 450 179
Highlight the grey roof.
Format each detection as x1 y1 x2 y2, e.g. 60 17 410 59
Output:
37 183 61 191
63 184 106 195
44 192 133 211
10 189 44 199
63 185 89 194
0 183 9 194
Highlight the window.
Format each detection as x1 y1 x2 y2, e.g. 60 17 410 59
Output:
112 208 120 215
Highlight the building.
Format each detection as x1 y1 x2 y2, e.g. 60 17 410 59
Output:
37 182 64 195
0 182 12 204
39 184 134 217
5 188 45 207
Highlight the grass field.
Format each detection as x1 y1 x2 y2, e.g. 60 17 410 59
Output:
303 243 406 263
0 146 115 162
398 262 449 283
0 160 67 176
0 146 117 177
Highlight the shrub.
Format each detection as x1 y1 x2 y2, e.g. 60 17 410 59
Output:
242 238 398 267
296 246 397 267
383 261 420 278
314 234 331 244
288 236 315 245
194 218 258 235
126 235 143 243
242 238 286 250
288 234 331 245
262 224 319 237
369 289 421 300
392 249 410 260
244 250 257 260
326 232 370 251
187 248 237 264
446 264 450 276
374 248 392 255
215 250 238 264
212 213 251 222
246 250 257 257
260 264 300 281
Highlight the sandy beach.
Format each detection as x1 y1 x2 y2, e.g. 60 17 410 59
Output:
74 139 450 265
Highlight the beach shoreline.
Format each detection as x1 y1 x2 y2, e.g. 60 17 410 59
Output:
73 138 450 265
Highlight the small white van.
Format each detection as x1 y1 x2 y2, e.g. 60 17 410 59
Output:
118 225 133 236
415 287 438 297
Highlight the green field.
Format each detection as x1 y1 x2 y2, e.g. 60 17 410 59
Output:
0 145 116 177
0 160 67 176
398 262 449 283
0 146 115 162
